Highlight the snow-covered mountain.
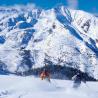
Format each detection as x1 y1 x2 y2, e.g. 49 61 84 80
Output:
0 5 98 80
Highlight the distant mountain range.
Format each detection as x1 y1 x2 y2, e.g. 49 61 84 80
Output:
0 5 98 80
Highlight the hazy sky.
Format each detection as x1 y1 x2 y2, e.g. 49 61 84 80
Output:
0 0 98 14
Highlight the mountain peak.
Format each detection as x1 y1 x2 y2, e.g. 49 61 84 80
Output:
0 6 98 79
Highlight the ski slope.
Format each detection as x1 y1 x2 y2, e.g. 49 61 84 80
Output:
0 75 98 98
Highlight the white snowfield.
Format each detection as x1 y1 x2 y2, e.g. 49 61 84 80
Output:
0 75 98 98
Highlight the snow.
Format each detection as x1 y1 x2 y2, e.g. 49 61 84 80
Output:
0 5 98 80
0 75 98 98
0 5 98 98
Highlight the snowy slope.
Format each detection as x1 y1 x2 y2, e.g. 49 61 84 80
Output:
0 5 98 79
0 75 98 98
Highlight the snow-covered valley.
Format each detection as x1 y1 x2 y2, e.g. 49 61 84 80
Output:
0 75 98 98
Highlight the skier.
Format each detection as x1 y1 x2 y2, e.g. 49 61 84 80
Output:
40 68 50 82
72 72 86 88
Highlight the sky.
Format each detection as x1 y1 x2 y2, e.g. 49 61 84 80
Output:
0 0 98 14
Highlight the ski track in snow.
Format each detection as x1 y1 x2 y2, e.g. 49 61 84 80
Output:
0 75 98 98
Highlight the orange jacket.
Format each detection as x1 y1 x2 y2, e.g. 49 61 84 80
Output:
40 71 50 80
